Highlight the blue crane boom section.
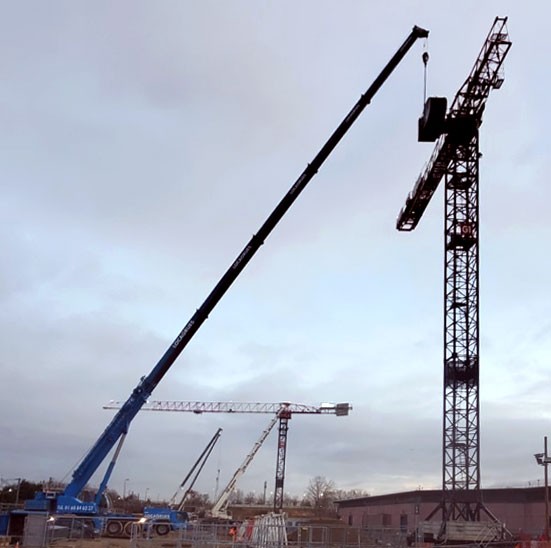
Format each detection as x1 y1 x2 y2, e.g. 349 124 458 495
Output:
61 25 429 503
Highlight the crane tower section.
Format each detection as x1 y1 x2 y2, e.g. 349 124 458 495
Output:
396 17 511 525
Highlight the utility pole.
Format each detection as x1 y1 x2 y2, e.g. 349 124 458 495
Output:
534 436 550 539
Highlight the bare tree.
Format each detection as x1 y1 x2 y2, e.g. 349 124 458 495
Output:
244 491 257 504
334 488 369 501
283 493 299 507
305 476 336 516
229 488 244 504
185 489 210 509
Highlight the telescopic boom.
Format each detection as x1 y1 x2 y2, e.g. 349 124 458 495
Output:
63 25 428 500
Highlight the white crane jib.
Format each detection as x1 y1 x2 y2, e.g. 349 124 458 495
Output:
103 400 351 416
210 413 279 519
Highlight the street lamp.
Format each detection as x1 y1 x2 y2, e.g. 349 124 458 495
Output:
534 436 551 539
2 478 21 505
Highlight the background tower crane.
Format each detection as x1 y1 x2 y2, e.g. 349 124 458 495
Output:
396 17 511 532
104 400 351 513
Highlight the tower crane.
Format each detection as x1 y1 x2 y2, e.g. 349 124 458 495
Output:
104 400 351 513
395 17 511 536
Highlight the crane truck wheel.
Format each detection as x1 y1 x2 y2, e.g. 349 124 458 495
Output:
124 521 134 537
106 520 124 537
154 523 170 536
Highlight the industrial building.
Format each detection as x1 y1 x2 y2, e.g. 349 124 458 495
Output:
336 487 549 540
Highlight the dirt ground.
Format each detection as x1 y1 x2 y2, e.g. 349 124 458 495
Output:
48 540 127 548
47 535 192 548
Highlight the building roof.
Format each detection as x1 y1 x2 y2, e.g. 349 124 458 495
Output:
336 486 548 508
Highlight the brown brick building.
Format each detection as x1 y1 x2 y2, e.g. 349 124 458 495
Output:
335 487 550 540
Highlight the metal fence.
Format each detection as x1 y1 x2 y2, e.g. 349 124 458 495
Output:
128 522 409 548
21 514 98 548
22 515 410 548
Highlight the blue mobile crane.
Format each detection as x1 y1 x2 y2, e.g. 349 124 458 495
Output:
4 23 428 539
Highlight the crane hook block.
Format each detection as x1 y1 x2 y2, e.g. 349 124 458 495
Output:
418 96 447 142
422 51 429 66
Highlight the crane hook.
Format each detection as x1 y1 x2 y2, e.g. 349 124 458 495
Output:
422 50 429 104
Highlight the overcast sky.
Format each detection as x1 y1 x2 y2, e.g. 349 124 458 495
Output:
1 1 550 505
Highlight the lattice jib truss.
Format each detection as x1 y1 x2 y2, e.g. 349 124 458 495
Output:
103 400 351 415
396 17 511 232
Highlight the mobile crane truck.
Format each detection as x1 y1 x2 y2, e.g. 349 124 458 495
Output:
0 24 428 542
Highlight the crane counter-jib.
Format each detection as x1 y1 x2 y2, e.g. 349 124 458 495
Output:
23 25 427 511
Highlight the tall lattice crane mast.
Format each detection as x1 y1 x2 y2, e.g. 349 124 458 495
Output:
396 17 511 527
104 400 351 513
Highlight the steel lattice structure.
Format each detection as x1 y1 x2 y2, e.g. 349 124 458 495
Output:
396 17 511 526
274 409 291 512
104 400 351 416
104 400 350 513
441 127 481 521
